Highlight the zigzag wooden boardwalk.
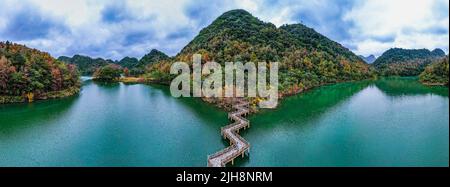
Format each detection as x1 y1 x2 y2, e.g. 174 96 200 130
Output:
207 98 250 167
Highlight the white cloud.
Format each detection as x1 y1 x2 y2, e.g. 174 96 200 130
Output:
238 0 259 12
0 0 448 59
352 39 394 57
344 0 449 56
0 18 5 31
126 0 191 35
395 32 449 51
28 0 102 27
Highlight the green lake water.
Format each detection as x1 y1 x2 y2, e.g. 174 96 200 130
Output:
0 77 448 166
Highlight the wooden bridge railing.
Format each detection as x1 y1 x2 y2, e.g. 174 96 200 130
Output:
207 98 251 167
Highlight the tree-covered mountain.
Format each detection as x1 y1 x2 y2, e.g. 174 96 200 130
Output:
138 49 170 68
373 48 446 76
431 48 446 56
58 55 116 75
419 55 449 86
359 55 376 64
279 23 364 63
177 10 365 63
58 49 169 76
118 57 139 68
0 41 80 103
177 9 290 62
148 9 372 95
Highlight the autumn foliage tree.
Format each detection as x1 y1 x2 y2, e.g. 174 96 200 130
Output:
123 67 129 77
145 9 373 94
93 64 123 81
419 56 449 86
0 41 80 97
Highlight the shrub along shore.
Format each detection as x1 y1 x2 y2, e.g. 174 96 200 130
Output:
1 41 81 105
0 86 80 104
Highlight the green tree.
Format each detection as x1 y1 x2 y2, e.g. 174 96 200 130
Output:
93 64 123 81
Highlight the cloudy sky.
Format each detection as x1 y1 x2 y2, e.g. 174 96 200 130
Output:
0 0 448 60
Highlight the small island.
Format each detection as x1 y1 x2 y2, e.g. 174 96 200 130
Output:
0 42 80 104
92 64 123 82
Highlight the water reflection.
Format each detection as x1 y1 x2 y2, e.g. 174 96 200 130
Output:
0 94 79 136
374 77 448 97
241 77 448 166
252 81 371 128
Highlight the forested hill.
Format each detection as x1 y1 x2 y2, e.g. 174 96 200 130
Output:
0 41 80 103
156 9 372 95
138 49 170 68
58 49 169 76
279 23 363 63
177 9 364 64
419 55 449 86
373 48 446 76
177 9 291 62
58 55 114 75
118 57 139 69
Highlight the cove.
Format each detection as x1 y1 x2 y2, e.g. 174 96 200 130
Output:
0 77 448 166
0 79 229 166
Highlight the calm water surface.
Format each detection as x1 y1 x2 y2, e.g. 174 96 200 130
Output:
0 77 448 166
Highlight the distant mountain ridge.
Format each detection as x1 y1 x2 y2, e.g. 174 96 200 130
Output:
118 57 139 69
359 55 376 64
58 55 115 75
138 49 170 68
58 49 169 75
